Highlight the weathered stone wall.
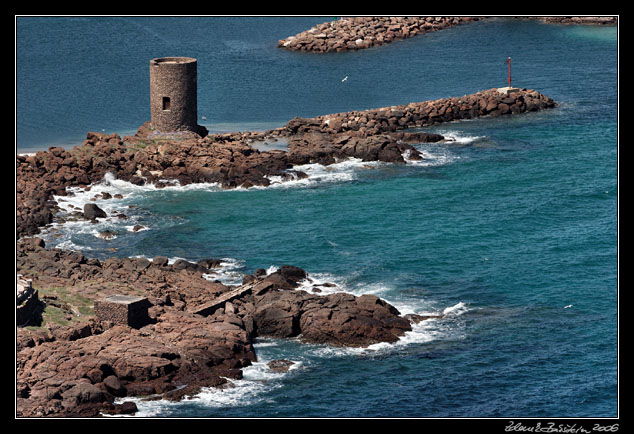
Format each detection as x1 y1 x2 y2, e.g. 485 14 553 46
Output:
94 296 151 329
149 57 200 134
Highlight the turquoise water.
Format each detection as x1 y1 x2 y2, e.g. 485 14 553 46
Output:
17 17 618 418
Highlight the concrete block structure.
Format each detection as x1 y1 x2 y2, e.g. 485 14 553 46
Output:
94 295 151 329
149 57 206 136
497 86 520 96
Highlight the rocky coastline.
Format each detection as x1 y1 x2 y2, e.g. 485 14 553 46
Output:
277 16 617 53
16 87 556 417
17 238 424 417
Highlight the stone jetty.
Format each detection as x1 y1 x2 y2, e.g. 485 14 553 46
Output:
526 16 617 25
278 16 617 53
278 16 481 53
274 87 556 137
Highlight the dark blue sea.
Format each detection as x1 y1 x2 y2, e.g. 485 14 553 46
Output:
16 17 618 418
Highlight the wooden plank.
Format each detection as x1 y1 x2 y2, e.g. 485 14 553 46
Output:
188 279 268 316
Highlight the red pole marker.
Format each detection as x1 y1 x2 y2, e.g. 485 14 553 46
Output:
504 57 512 87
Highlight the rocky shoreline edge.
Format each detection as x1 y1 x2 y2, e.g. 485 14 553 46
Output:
277 16 617 53
16 87 556 417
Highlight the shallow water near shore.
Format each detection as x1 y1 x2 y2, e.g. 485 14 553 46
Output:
17 17 617 418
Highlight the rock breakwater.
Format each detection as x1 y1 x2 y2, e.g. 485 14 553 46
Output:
526 16 617 25
275 87 556 137
277 16 616 53
278 16 481 53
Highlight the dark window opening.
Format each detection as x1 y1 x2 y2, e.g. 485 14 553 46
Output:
162 97 171 110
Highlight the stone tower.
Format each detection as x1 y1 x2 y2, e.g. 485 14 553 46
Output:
149 57 206 135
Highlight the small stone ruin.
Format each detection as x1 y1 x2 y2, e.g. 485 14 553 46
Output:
94 295 151 329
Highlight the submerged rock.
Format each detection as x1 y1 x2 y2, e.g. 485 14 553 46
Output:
268 359 295 373
97 230 116 240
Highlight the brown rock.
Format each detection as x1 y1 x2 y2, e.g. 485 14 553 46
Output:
83 203 107 220
61 382 105 404
268 359 295 373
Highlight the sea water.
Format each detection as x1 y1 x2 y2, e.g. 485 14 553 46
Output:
16 17 618 418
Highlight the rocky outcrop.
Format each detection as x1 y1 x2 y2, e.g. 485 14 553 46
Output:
16 238 414 416
278 17 481 53
17 313 255 417
213 266 413 347
16 238 255 417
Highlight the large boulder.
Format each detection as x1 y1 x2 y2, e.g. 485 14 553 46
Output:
244 268 413 347
298 293 412 347
83 203 107 220
250 289 308 338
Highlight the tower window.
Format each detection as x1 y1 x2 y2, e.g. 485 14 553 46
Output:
162 97 171 110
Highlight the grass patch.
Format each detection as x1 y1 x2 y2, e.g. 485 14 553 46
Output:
42 305 71 327
34 286 97 329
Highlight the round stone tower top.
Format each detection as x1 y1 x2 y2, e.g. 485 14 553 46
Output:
150 57 197 66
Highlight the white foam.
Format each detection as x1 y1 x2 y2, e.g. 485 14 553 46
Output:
125 225 149 232
264 265 279 275
107 357 301 417
48 145 459 218
365 319 443 352
442 301 469 316
295 272 350 296
54 238 95 251
293 270 471 356
302 299 469 359
403 142 461 168
437 130 486 145
202 258 246 286
256 143 461 188
93 230 117 240
259 158 377 190
53 172 223 213
202 263 469 358
181 374 282 409
44 172 205 251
